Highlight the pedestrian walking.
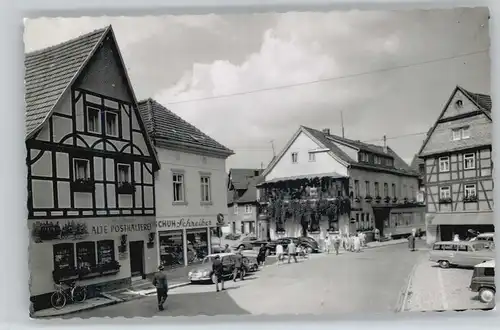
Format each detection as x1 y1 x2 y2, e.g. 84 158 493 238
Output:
287 240 298 263
257 244 267 266
276 243 284 264
325 235 331 254
333 233 341 255
408 233 416 252
359 232 366 247
152 265 168 311
353 234 361 252
232 248 245 281
212 255 224 292
342 234 348 251
296 245 302 259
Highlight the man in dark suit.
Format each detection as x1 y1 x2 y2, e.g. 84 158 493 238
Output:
212 255 224 292
233 249 245 282
152 265 168 311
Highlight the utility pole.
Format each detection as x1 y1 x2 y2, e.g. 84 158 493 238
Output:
340 111 345 138
270 140 276 157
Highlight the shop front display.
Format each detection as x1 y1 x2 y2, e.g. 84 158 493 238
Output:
159 230 184 268
186 228 209 264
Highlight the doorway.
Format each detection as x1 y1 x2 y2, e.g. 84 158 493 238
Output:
373 208 390 237
129 241 145 278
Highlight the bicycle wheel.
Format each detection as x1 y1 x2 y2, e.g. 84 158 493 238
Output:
71 285 87 303
50 291 67 309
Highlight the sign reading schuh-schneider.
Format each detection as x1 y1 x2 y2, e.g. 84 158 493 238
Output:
157 214 225 230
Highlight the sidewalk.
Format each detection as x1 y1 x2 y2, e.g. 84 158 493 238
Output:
365 238 408 248
402 255 491 312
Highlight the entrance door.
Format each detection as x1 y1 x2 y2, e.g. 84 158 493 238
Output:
373 208 390 237
129 241 145 278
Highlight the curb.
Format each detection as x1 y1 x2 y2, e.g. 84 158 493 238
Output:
31 299 120 319
396 256 419 312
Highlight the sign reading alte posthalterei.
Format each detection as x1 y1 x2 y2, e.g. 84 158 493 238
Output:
30 214 227 242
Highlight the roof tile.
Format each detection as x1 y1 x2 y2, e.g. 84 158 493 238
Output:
25 27 108 137
137 99 233 155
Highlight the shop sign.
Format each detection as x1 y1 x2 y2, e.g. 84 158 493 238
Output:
157 217 215 229
91 223 153 235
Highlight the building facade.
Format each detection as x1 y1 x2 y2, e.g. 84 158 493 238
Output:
417 86 493 243
25 26 160 310
138 99 233 269
227 169 263 236
258 126 425 245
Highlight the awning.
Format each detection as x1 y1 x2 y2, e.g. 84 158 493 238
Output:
431 212 494 226
258 172 347 186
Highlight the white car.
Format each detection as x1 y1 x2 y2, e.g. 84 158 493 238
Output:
471 232 495 244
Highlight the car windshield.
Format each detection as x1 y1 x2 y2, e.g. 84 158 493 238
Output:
202 256 215 264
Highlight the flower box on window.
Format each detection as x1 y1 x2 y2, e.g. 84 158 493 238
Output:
375 196 382 203
365 195 373 202
392 197 398 203
439 197 452 204
384 196 391 203
117 181 136 194
71 179 95 193
403 197 409 203
463 195 478 203
52 267 78 283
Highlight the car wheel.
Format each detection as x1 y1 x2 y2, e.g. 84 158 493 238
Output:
479 288 495 304
438 260 450 269
306 247 313 254
238 244 245 250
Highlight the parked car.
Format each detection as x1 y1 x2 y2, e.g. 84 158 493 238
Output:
429 241 495 269
232 236 268 250
266 237 320 254
470 260 495 304
187 252 247 283
224 233 241 240
242 255 259 272
470 232 495 246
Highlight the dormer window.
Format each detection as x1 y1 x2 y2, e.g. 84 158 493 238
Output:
358 152 368 162
374 155 381 165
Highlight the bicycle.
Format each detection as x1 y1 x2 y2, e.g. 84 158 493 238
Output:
50 281 87 309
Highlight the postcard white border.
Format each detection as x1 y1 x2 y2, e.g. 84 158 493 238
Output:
1 0 498 328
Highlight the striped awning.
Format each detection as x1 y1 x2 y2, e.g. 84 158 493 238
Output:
431 212 494 225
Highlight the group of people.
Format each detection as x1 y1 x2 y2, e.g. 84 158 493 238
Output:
324 232 367 254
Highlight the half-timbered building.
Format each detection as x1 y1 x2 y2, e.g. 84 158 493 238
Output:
257 126 424 246
25 26 160 310
138 99 233 269
418 86 493 243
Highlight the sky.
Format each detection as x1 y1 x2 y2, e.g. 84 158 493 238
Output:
24 8 491 170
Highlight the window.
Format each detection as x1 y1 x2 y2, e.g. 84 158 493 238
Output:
440 186 451 199
97 240 115 264
309 187 318 198
439 157 450 172
53 243 75 271
76 241 97 269
359 152 368 162
200 176 211 203
74 159 89 180
464 184 476 198
485 268 495 277
354 180 360 197
455 99 463 109
385 158 394 167
457 245 468 252
451 126 470 141
392 183 396 197
452 128 461 141
374 182 380 197
105 111 118 137
291 152 298 163
464 153 475 169
308 152 316 162
365 181 370 196
87 107 101 133
461 126 470 139
432 244 442 251
410 186 415 199
245 205 252 213
402 184 407 198
443 244 457 251
384 183 389 197
234 205 238 215
173 173 185 202
117 164 130 183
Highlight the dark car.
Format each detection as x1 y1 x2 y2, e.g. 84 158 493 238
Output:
233 236 269 250
266 237 319 254
188 252 247 283
243 256 259 272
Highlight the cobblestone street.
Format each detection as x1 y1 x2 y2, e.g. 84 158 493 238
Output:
404 255 492 312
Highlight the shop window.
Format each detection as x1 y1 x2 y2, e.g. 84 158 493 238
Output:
186 228 209 264
97 240 115 264
76 241 97 270
159 230 184 268
53 243 75 271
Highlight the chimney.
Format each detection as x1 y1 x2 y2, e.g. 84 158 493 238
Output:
383 135 388 153
322 128 330 135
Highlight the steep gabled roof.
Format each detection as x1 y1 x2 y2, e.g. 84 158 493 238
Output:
228 175 264 205
229 168 263 190
417 85 492 157
25 27 108 138
25 25 161 170
137 98 234 157
262 126 417 179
